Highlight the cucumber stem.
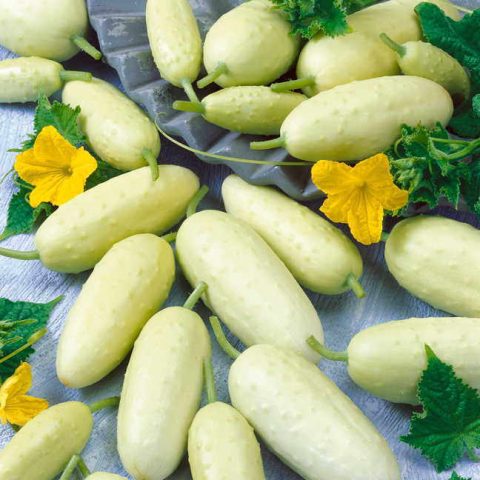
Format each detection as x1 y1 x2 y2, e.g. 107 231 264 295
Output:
187 185 210 217
250 137 286 151
0 247 40 261
0 328 47 365
181 79 200 103
271 77 316 93
307 335 348 362
203 357 217 404
59 70 93 83
77 457 91 477
209 316 241 360
379 33 406 57
59 455 81 480
197 63 229 89
89 396 120 413
456 4 473 13
161 232 177 243
173 100 205 114
381 231 390 242
142 148 159 181
183 282 208 310
71 35 103 60
346 274 366 299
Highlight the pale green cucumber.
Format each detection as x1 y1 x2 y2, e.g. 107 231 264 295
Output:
385 215 480 317
229 345 401 480
62 78 161 171
176 210 323 363
222 175 363 295
56 234 175 388
118 307 211 480
0 402 93 480
86 474 127 480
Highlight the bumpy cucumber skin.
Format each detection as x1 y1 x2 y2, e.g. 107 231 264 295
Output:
118 307 211 480
0 0 88 62
0 402 93 480
222 175 363 295
188 402 266 480
229 345 401 480
56 234 175 388
348 317 480 405
385 215 480 317
35 165 199 273
0 57 63 103
62 78 161 171
397 41 470 101
146 0 202 87
203 0 300 87
202 87 305 135
281 75 453 162
86 474 127 480
176 210 323 363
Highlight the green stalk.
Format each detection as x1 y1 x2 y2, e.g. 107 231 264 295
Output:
173 100 205 114
203 358 217 404
456 4 473 13
209 316 240 360
271 77 315 93
379 33 406 57
59 455 81 480
59 70 93 83
0 247 40 261
187 185 210 217
0 328 47 365
307 335 348 362
161 232 177 243
71 35 102 60
77 457 91 477
197 63 229 89
142 148 159 181
89 396 120 413
345 274 366 299
181 79 200 103
183 282 208 310
381 231 390 242
250 137 286 151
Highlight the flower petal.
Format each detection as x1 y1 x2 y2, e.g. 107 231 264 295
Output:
0 363 32 400
347 190 384 245
28 174 66 208
311 160 361 195
3 395 49 426
320 194 352 223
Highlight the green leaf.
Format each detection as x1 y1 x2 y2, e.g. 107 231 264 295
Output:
461 156 480 216
474 94 480 118
86 158 123 190
0 297 62 380
401 346 480 472
450 473 471 480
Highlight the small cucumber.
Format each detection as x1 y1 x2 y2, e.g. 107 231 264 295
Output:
188 402 266 480
199 0 300 88
385 215 480 317
0 57 91 104
222 175 364 296
62 78 161 171
118 307 211 480
229 344 401 480
0 402 93 480
86 474 127 480
176 210 324 362
56 234 175 388
253 76 453 162
174 86 305 135
0 0 102 61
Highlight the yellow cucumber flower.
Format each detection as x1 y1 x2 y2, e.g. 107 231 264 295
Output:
0 363 48 426
15 125 97 208
311 154 408 245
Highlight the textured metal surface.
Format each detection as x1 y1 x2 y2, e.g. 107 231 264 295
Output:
0 1 480 478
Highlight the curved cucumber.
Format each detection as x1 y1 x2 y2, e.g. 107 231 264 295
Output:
146 0 202 88
201 0 300 88
176 210 323 362
118 307 211 480
56 234 175 388
0 402 93 480
34 165 199 273
222 175 363 295
385 215 480 317
229 345 401 480
62 78 161 171
86 474 127 480
347 317 480 405
188 401 265 480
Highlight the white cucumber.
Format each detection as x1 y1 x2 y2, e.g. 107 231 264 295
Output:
229 344 401 480
254 76 453 162
385 215 480 317
176 210 323 363
222 175 363 295
62 78 161 171
188 402 265 480
86 474 127 480
32 165 199 273
0 402 93 480
146 0 202 89
200 0 300 88
118 307 211 480
56 234 175 388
